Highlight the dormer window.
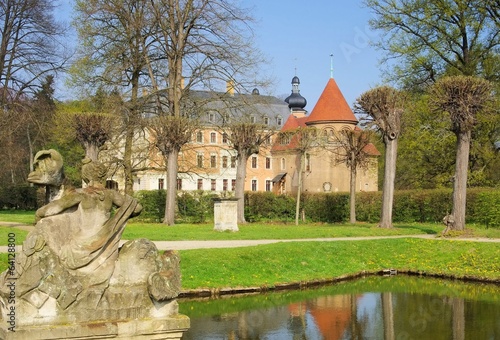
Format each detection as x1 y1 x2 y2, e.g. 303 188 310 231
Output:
276 116 283 126
208 112 215 123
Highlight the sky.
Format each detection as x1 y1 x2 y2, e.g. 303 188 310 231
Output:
55 0 385 109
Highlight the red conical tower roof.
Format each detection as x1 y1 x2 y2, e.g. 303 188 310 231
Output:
306 78 358 125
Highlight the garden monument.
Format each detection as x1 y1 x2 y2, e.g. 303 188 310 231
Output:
0 149 189 339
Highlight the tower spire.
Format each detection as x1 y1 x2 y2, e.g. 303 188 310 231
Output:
330 54 334 78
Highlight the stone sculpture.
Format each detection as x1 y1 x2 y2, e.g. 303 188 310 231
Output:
0 150 189 339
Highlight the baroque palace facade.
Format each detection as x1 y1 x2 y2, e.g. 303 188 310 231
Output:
104 76 380 195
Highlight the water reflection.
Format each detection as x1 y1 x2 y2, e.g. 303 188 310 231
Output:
180 276 500 339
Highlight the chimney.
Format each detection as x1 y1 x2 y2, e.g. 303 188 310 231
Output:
226 80 235 96
181 77 185 89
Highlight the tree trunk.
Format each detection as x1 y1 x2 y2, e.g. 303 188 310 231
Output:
85 143 99 162
123 126 135 194
295 153 304 226
382 292 395 340
235 152 248 224
452 297 465 340
164 149 179 226
380 137 398 228
450 130 471 231
349 164 357 224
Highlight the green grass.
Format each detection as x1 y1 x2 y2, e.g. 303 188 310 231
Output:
0 210 35 224
179 238 500 290
121 222 444 240
1 210 499 291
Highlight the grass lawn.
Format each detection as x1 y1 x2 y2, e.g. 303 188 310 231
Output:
0 210 499 291
179 238 500 290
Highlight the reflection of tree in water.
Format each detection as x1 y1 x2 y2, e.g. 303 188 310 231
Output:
182 277 500 339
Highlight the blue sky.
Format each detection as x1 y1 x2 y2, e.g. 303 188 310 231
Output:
55 1 385 108
252 0 385 110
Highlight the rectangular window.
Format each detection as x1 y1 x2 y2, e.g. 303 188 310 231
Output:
158 178 164 190
231 156 236 168
231 179 236 191
251 156 257 169
222 133 228 144
210 154 217 168
223 179 228 191
196 131 203 143
210 132 216 143
197 153 203 168
305 153 311 171
197 178 203 190
177 178 182 190
266 180 272 192
211 179 216 191
251 179 257 191
222 156 228 168
281 158 286 170
265 157 271 169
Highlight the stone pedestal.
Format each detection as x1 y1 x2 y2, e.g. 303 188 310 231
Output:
0 314 190 339
213 198 238 232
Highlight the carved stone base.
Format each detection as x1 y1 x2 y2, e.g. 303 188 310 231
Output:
0 314 190 339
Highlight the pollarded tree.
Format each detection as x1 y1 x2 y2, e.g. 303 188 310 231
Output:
331 129 375 224
429 76 493 232
227 121 274 224
355 86 405 228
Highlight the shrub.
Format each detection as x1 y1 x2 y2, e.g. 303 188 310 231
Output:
0 185 37 210
245 192 295 222
472 190 500 228
134 190 166 222
302 192 349 223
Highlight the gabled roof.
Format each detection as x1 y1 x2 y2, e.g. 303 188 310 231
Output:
306 78 358 125
271 114 308 152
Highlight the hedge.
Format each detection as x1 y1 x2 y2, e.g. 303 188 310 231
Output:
0 185 37 210
131 188 500 227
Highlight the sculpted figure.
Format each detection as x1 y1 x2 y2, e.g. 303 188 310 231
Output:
0 151 182 328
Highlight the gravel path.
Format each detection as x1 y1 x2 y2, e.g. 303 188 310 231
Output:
1 221 499 253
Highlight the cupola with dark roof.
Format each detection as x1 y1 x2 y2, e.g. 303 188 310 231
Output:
285 76 307 114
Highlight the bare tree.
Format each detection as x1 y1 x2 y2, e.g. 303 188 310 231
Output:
277 127 317 225
144 0 265 225
331 129 375 224
0 0 67 186
429 76 493 232
72 0 152 194
355 86 405 228
226 121 273 224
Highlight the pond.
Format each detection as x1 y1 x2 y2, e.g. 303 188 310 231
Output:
179 275 500 339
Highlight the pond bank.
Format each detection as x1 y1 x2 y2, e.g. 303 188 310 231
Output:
179 269 500 299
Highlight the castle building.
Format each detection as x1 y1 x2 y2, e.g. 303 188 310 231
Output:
104 75 379 195
270 76 380 195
